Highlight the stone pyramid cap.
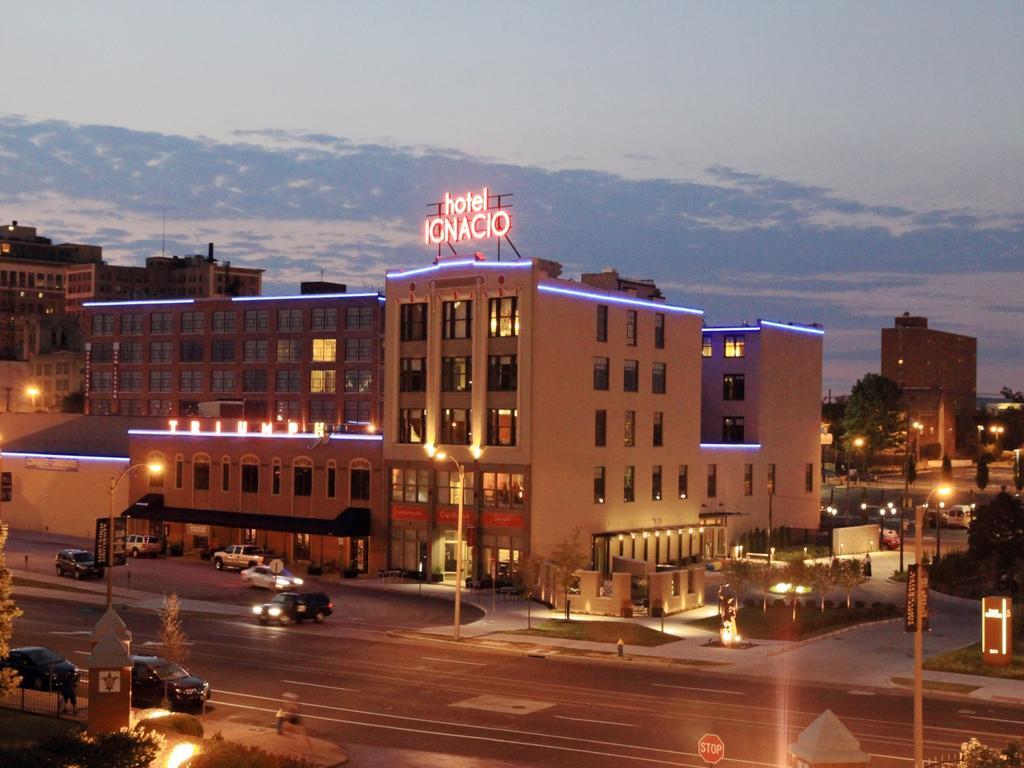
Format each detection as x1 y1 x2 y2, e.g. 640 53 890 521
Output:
789 709 869 764
91 608 131 644
89 630 132 668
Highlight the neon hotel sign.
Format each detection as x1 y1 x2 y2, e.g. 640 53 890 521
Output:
424 186 511 245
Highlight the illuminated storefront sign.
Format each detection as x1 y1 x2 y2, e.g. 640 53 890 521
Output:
981 596 1013 667
424 187 511 245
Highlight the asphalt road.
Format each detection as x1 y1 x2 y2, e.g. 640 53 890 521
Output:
10 593 1024 768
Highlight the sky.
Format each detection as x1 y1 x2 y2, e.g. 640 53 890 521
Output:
2 1 1022 396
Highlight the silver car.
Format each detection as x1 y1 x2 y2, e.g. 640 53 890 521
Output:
240 565 304 591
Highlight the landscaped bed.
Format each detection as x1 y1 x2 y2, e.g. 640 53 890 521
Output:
925 641 1024 680
693 602 899 641
498 619 678 646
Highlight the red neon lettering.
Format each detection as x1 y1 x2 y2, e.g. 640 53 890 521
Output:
424 186 511 245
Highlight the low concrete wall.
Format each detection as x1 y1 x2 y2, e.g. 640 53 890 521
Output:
833 524 879 555
649 566 705 616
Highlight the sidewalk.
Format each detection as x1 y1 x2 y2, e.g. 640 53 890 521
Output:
212 721 348 767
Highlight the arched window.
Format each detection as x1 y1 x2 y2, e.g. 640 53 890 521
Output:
349 458 371 503
174 453 184 489
271 458 282 495
148 451 165 489
293 456 313 498
241 455 259 494
193 453 211 491
221 455 231 492
326 460 337 499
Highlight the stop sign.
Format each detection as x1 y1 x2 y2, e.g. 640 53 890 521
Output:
697 733 726 765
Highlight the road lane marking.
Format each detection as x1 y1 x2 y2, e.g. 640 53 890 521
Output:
555 715 636 727
967 715 1024 725
50 630 91 636
280 679 359 693
421 656 486 666
652 683 744 696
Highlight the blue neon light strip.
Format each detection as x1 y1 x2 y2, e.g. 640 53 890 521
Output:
703 327 761 333
700 443 762 450
4 451 129 462
760 320 825 336
127 429 382 441
538 283 703 316
387 259 534 279
82 298 195 308
231 292 381 302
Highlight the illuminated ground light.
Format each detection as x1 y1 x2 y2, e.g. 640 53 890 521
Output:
167 742 198 768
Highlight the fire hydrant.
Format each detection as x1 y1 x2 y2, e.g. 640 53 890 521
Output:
617 638 624 657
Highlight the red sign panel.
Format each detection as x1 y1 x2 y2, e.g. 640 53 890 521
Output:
391 505 428 522
482 512 526 529
436 507 459 524
697 733 725 765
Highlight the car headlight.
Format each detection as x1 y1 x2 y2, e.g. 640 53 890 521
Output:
268 607 282 617
251 606 262 614
293 577 303 585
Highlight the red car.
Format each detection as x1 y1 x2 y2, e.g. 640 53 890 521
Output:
880 529 901 550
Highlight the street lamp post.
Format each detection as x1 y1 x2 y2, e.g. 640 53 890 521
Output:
827 506 838 558
913 484 951 768
990 425 1005 459
106 462 163 609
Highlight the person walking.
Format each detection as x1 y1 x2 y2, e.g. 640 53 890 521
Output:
863 553 872 578
59 671 77 715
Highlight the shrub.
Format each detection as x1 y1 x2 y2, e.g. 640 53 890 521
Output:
824 599 834 609
306 565 322 576
187 737 316 768
168 542 184 557
136 713 204 739
742 597 756 608
871 601 883 609
854 600 866 609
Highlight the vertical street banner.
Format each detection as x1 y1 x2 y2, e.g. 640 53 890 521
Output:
905 564 930 632
95 517 127 567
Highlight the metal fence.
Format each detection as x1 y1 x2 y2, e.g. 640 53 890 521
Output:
924 754 959 768
0 679 89 723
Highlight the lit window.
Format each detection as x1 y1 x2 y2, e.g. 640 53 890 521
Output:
724 334 745 358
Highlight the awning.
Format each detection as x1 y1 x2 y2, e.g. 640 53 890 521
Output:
122 495 370 537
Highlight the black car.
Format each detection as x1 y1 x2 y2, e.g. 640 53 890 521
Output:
253 591 333 625
130 655 210 711
1 646 79 691
55 548 105 580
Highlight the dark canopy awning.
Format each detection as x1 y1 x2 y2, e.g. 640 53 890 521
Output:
122 495 370 537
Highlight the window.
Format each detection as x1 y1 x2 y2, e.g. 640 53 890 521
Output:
121 314 143 335
293 460 313 497
90 371 113 392
351 466 371 500
441 357 471 392
594 467 605 503
722 416 745 443
487 355 517 390
344 369 372 393
243 370 268 392
596 305 608 342
488 296 519 338
724 334 745 358
193 456 210 491
707 464 717 498
211 370 235 392
768 463 776 495
593 357 609 390
624 410 636 447
311 307 337 331
326 462 336 498
211 311 235 333
442 300 472 339
149 371 171 392
120 342 142 363
148 399 172 416
272 460 282 495
595 410 607 447
702 334 712 357
312 338 337 362
243 339 268 363
121 371 142 392
277 339 302 362
277 308 303 331
346 306 374 330
400 358 426 392
310 370 336 394
151 313 173 334
485 408 517 446
806 463 814 493
745 464 753 496
244 309 268 332
175 456 184 489
440 408 471 445
624 466 635 503
652 465 662 501
91 342 114 363
181 311 204 333
481 472 525 507
435 470 476 505
723 374 745 401
398 408 426 443
313 400 339 424
179 340 204 363
653 411 663 446
400 303 428 341
390 468 430 503
91 314 113 335
652 362 666 393
623 360 638 392
344 338 371 361
276 369 300 393
222 458 231 492
211 340 235 362
654 313 665 349
678 464 688 499
180 370 203 392
342 400 369 424
149 342 172 363
241 459 259 493
626 310 637 346
275 400 300 421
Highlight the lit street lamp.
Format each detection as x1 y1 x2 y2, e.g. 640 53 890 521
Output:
852 437 866 482
826 506 838 558
425 443 482 641
990 424 1005 458
25 385 41 411
107 462 163 609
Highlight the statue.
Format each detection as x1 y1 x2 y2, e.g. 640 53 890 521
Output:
718 583 740 646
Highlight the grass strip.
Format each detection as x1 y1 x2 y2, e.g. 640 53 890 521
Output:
496 619 678 646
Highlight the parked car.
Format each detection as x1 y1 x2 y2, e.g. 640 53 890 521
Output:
880 529 901 550
943 504 974 529
54 548 105 580
240 565 304 591
130 655 210 711
1 646 79 691
253 592 332 625
125 534 162 558
212 544 265 571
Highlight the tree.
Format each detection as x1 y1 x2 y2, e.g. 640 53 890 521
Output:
158 593 189 668
999 387 1024 403
61 390 84 413
750 561 777 612
804 562 836 612
832 558 868 608
942 455 953 482
968 492 1024 571
0 524 24 695
905 452 917 485
841 374 904 456
956 737 1024 767
549 528 588 620
1015 450 1024 494
976 456 990 491
722 559 753 604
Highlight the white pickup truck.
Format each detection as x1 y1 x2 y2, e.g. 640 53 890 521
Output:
212 544 265 571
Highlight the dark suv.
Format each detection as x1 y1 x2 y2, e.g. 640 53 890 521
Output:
55 549 105 580
130 655 210 711
1 647 79 690
253 592 333 625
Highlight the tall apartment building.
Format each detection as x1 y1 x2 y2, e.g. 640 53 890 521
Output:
881 313 977 457
82 287 384 428
382 255 822 583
